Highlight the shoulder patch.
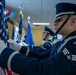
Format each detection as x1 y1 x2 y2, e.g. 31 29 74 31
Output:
63 48 76 61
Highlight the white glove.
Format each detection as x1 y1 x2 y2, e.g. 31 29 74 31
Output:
0 40 7 54
19 42 28 46
7 39 22 51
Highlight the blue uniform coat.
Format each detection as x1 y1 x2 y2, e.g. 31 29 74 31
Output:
20 39 54 59
1 31 76 75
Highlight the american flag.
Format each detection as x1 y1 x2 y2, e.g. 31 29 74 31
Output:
0 0 13 75
0 0 3 39
0 0 9 46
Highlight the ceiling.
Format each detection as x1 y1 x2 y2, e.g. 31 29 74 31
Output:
6 0 76 29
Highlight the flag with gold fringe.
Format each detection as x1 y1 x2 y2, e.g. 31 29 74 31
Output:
17 6 23 43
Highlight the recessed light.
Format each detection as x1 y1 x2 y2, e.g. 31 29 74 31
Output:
33 23 50 25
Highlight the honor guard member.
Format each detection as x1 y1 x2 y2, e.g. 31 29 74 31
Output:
1 2 76 75
41 26 55 50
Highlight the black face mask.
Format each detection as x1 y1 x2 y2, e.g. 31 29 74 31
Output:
56 15 72 34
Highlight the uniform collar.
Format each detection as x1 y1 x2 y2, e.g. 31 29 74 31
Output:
61 31 76 43
64 31 76 39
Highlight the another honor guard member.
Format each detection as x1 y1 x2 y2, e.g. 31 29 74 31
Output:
41 26 55 50
1 2 76 75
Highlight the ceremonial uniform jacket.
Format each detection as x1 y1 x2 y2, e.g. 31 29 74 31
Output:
1 31 76 75
20 46 51 59
18 39 54 59
19 39 54 59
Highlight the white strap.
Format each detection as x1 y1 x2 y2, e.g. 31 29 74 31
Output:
7 51 19 70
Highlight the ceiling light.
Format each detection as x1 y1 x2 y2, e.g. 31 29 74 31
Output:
33 23 50 25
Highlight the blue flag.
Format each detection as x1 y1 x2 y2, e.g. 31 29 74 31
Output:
26 23 35 46
17 11 23 43
12 26 15 40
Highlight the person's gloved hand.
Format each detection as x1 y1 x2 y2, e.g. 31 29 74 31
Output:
7 39 22 51
19 42 28 46
0 40 7 54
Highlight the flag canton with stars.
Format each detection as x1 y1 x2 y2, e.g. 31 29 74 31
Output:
0 0 9 46
0 0 2 38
